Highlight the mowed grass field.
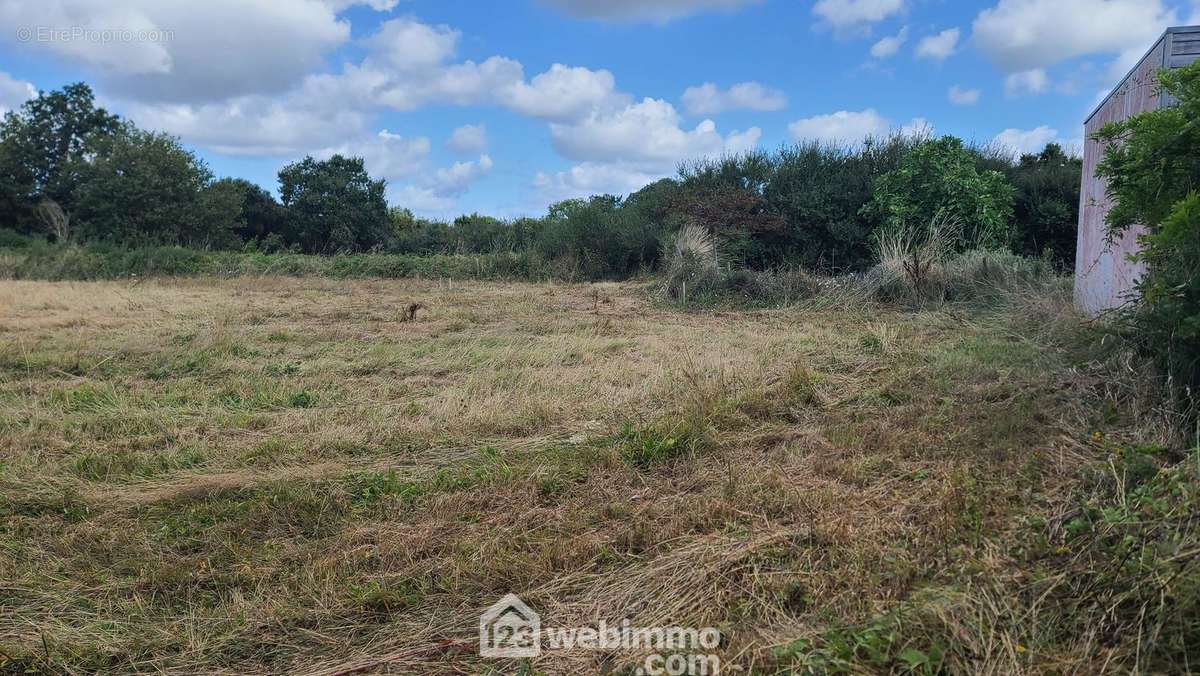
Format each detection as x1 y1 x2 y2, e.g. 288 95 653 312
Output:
0 276 1179 674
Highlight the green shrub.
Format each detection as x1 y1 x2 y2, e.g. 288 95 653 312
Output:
1095 60 1200 410
1132 193 1200 401
864 136 1016 250
677 135 918 272
1007 143 1082 269
763 135 918 271
1095 62 1200 234
0 228 44 249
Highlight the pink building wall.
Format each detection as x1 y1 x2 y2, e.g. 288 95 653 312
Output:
1075 26 1200 316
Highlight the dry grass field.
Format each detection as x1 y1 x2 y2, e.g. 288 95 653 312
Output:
0 276 1189 674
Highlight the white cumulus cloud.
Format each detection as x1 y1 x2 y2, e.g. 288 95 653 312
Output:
813 0 905 29
788 109 888 144
534 162 667 202
1005 69 1050 97
431 155 493 197
993 125 1062 157
870 26 908 59
447 124 487 154
0 0 395 102
901 117 935 137
392 154 494 212
316 129 432 182
550 98 760 168
365 17 461 72
126 16 632 157
0 71 36 115
681 81 787 115
788 108 932 144
498 63 629 121
916 27 959 61
125 94 372 156
972 0 1177 74
948 85 981 105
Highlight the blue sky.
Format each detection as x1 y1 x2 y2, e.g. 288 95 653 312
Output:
2 0 1198 219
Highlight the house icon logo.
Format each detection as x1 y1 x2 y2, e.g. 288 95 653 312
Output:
479 593 541 658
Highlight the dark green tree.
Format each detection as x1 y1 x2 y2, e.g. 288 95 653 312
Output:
72 126 235 247
762 136 915 271
277 155 390 253
536 195 660 278
0 82 120 233
209 178 286 245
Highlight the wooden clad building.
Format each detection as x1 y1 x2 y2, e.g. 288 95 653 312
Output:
1075 25 1200 316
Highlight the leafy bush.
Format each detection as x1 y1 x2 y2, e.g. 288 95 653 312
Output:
1096 63 1200 233
763 135 918 271
1132 193 1200 400
534 194 666 279
0 83 121 235
212 178 287 246
1096 60 1200 410
675 152 784 267
677 135 918 272
0 228 44 249
864 136 1016 249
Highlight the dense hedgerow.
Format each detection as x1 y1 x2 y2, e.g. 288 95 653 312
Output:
2 82 1083 281
0 243 565 282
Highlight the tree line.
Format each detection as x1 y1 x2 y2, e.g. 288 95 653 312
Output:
1 82 1082 277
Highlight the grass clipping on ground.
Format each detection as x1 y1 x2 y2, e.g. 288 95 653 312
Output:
0 275 1195 674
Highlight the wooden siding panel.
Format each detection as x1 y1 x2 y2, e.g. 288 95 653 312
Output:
1074 37 1166 315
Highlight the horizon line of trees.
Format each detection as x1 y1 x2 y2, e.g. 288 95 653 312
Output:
1 82 1084 278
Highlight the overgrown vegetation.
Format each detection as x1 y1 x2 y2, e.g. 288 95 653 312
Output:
1096 59 1200 413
